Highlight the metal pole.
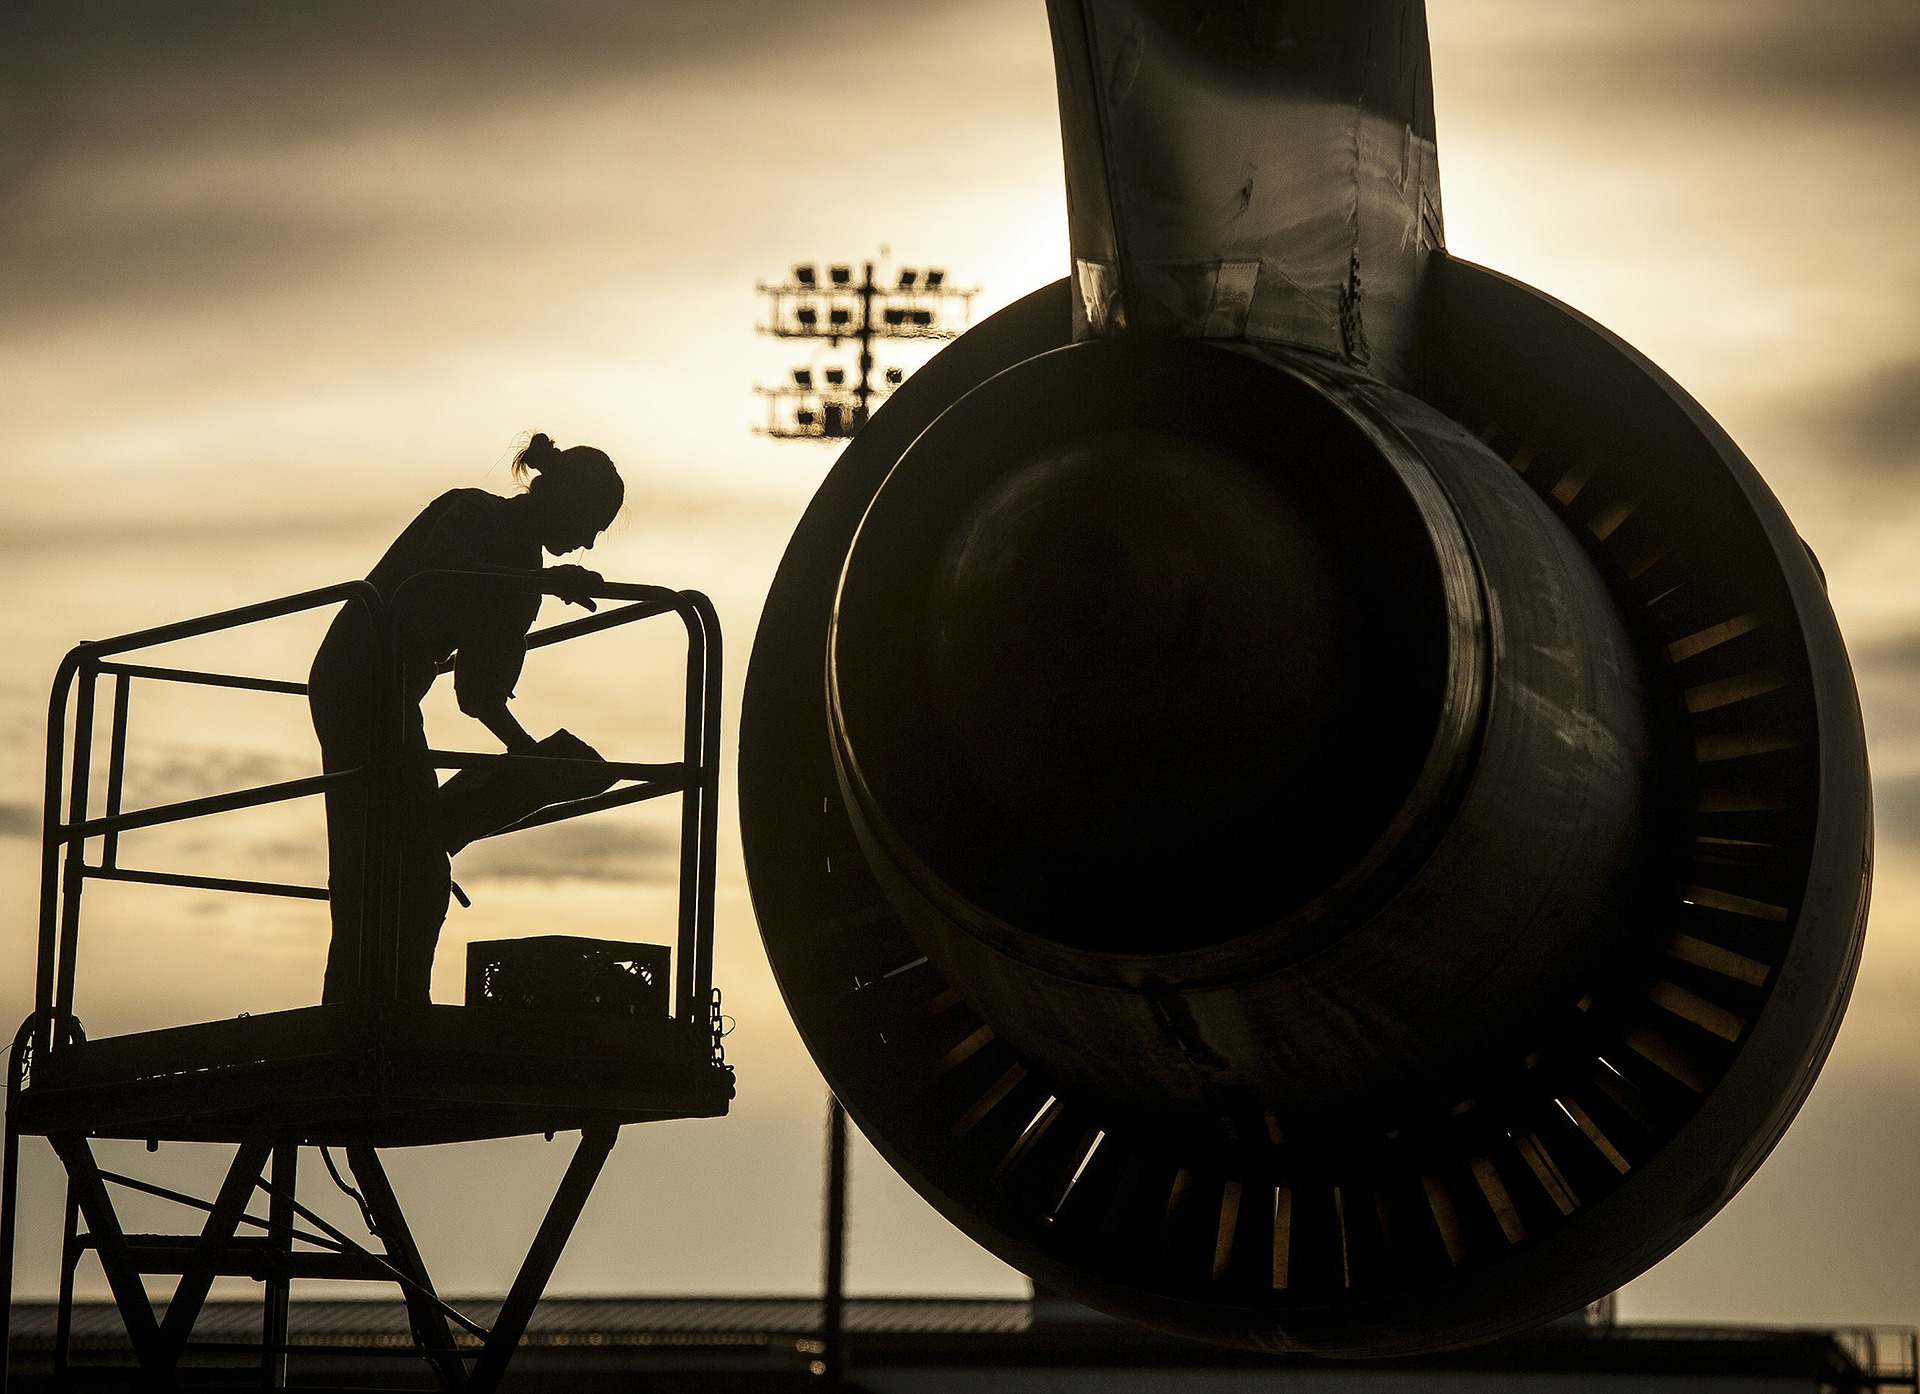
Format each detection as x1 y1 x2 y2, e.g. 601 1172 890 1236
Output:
53 668 98 1022
0 1121 16 1394
101 674 130 872
821 1091 849 1388
262 1143 297 1388
855 261 875 434
675 602 705 1026
3 1020 41 1394
52 1189 78 1389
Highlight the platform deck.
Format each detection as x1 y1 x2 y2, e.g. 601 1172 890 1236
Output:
10 1003 732 1147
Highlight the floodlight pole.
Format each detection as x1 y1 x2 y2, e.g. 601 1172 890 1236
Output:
753 255 977 442
822 1091 850 1389
855 261 876 435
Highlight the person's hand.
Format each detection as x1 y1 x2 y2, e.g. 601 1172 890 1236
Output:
545 564 602 611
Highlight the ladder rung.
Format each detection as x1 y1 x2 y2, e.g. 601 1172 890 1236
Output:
187 1340 479 1360
88 1233 391 1281
64 1378 433 1394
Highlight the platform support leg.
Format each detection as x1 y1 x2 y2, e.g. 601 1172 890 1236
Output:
260 1143 297 1389
346 1146 468 1391
0 1020 35 1394
53 1188 79 1388
48 1134 165 1375
157 1137 273 1368
468 1125 618 1394
0 1118 16 1394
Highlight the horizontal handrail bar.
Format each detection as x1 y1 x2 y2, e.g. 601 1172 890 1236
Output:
62 771 355 841
94 661 307 697
84 864 328 901
72 580 380 661
481 779 687 839
430 591 693 675
524 596 682 651
424 749 688 783
589 582 683 603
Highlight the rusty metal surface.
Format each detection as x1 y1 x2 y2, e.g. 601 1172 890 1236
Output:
1048 0 1441 381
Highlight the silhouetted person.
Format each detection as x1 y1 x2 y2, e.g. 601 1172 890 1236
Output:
310 432 622 1004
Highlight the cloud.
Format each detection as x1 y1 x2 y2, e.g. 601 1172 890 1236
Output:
0 1 987 182
115 746 314 813
1876 775 1920 848
0 0 999 337
1446 0 1920 116
1856 627 1920 674
456 818 675 885
1811 358 1920 476
0 802 38 839
1647 1 1920 112
0 511 396 556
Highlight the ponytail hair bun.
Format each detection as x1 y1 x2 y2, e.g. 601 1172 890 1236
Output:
513 431 563 481
510 431 625 518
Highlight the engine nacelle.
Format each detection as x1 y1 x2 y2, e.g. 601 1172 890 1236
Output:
831 339 1651 1124
740 0 1869 1358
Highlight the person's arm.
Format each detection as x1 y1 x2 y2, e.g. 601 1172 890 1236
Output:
543 564 602 611
454 592 542 753
463 696 540 755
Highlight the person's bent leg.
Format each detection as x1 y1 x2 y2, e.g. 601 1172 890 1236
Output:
320 784 367 1004
392 736 450 1004
311 623 378 1005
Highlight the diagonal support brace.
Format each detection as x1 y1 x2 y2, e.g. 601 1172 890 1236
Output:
468 1125 618 1394
157 1137 274 1365
47 1135 165 1373
347 1145 470 1391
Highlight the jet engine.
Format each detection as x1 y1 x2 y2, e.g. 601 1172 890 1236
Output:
739 0 1869 1356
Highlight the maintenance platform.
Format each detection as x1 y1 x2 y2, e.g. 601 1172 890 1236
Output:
0 575 730 1391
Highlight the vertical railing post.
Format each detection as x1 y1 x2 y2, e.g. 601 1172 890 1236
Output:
692 599 722 1024
34 658 79 1051
54 665 99 1023
674 601 706 1028
101 674 131 872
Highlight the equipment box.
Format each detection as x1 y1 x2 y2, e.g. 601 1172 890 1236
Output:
466 936 671 1020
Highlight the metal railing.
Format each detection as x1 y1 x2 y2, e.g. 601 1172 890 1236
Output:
1835 1327 1920 1392
29 572 721 1055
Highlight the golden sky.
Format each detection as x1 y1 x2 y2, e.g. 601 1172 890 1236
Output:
2 0 1917 1326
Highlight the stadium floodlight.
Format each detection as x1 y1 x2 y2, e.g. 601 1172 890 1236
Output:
757 254 978 442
